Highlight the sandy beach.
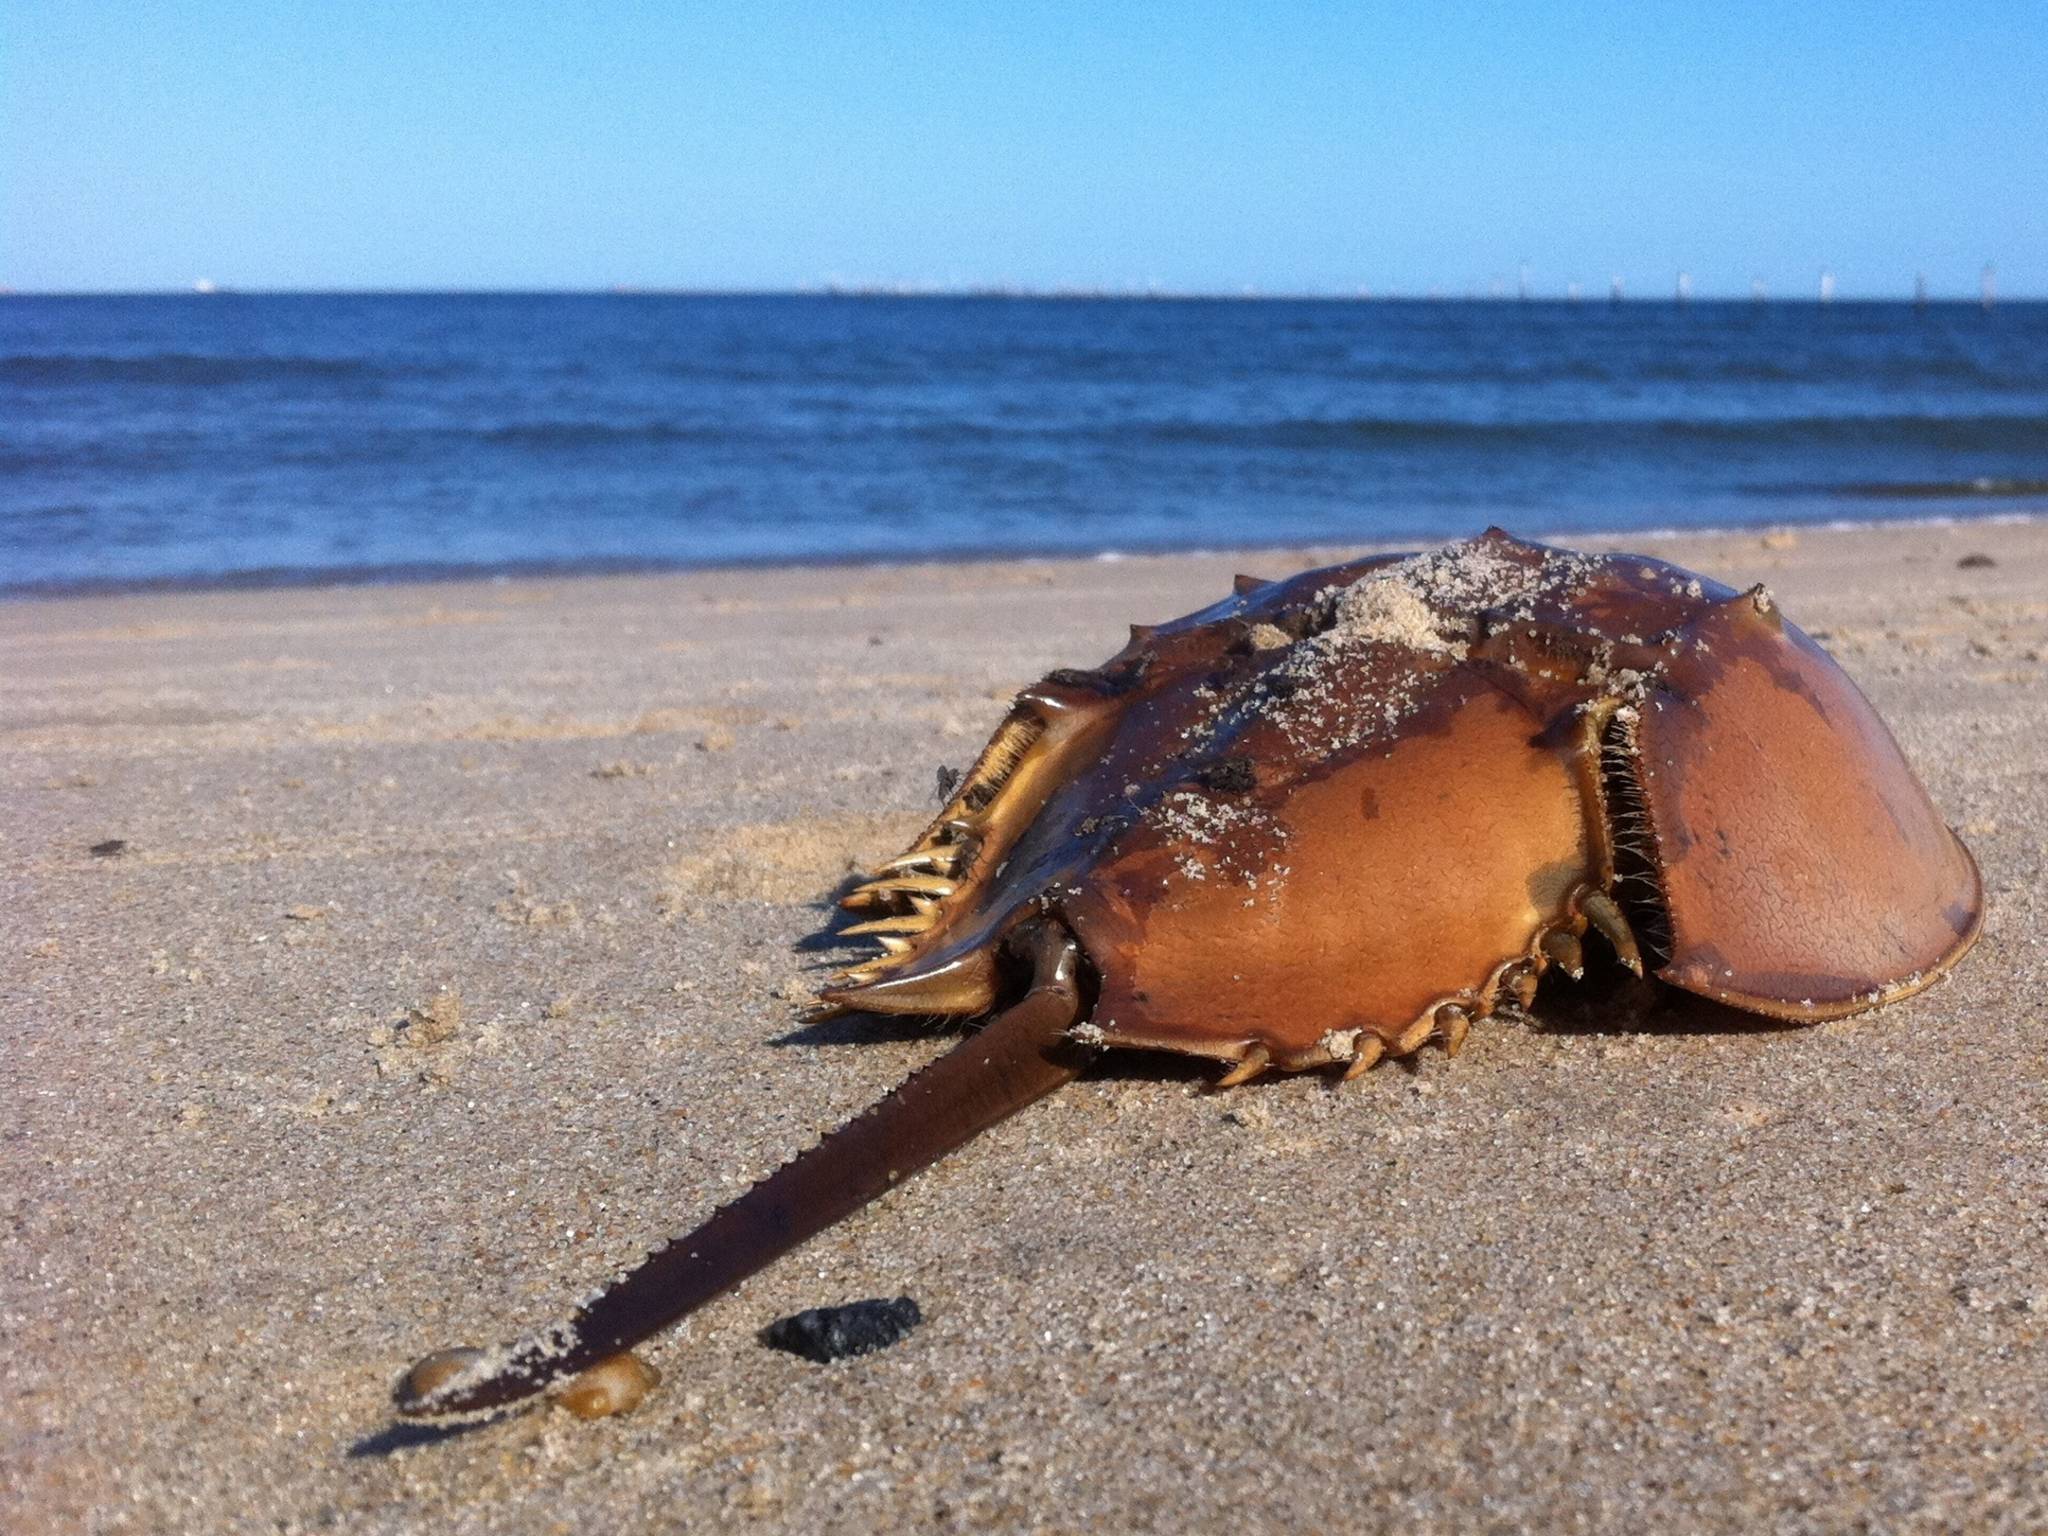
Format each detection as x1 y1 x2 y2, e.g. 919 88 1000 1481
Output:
4 521 2044 1534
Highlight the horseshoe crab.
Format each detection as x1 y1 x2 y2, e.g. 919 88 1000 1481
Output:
394 529 1982 1419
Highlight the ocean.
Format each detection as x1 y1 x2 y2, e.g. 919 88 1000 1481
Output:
4 293 2045 594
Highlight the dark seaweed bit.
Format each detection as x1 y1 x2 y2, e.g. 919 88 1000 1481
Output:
1956 552 1997 569
1196 756 1258 794
1043 666 1102 690
760 1296 924 1364
89 839 128 858
1044 664 1140 697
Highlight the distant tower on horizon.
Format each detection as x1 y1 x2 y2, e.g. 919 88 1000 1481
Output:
1819 269 1836 305
1914 271 1929 308
1981 264 1997 310
1567 281 1582 303
1518 262 1531 301
1676 270 1692 304
1609 274 1625 303
1751 276 1767 303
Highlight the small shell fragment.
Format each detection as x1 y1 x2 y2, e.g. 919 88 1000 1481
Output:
395 1346 486 1409
555 1351 660 1419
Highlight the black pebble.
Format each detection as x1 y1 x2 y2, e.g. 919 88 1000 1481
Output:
761 1296 923 1364
1957 552 1997 569
89 839 128 858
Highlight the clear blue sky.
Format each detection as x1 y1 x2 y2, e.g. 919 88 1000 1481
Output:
5 0 2042 297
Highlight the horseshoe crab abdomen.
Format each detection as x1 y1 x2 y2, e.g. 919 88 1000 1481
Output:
1061 674 1597 1065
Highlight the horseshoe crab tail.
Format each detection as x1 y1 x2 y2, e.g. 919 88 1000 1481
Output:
393 923 1092 1421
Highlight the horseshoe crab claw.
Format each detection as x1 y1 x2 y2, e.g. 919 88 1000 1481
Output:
393 530 1981 1420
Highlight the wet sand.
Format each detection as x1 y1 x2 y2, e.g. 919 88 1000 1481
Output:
4 522 2045 1534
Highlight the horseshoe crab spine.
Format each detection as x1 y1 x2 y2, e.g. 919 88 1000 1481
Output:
393 924 1092 1419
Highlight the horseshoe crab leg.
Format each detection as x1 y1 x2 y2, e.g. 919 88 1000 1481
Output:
393 923 1091 1419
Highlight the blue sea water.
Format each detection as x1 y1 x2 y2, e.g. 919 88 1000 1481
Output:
3 293 2045 593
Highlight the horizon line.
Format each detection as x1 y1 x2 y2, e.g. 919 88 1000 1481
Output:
4 285 2041 304
7 506 2042 606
